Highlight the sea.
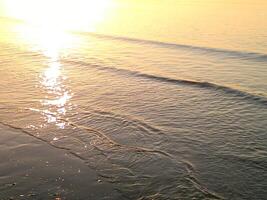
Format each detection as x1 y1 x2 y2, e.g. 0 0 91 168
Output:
0 1 266 199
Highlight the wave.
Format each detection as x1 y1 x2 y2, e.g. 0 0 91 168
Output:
75 32 267 63
78 108 165 136
65 60 267 106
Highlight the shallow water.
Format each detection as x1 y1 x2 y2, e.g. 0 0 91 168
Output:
0 1 267 199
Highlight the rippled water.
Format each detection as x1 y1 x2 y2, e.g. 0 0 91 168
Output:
0 2 267 199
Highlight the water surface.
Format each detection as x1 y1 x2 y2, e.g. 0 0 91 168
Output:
0 1 267 199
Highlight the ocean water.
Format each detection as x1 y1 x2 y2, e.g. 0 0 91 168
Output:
0 1 267 199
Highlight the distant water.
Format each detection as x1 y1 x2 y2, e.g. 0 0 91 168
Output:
0 1 267 199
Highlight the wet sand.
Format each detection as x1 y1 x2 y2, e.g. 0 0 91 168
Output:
0 124 119 200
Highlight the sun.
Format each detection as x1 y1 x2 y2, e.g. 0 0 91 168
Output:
3 0 113 31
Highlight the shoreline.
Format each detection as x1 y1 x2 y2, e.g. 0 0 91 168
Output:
0 124 119 200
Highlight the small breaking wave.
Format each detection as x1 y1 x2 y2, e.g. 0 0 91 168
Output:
65 60 267 106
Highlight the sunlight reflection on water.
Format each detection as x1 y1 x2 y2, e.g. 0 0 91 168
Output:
40 49 72 129
16 26 79 129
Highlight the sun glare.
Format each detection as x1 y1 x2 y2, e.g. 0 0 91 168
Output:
4 0 113 31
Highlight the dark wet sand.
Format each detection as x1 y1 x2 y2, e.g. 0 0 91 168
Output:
0 124 119 200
